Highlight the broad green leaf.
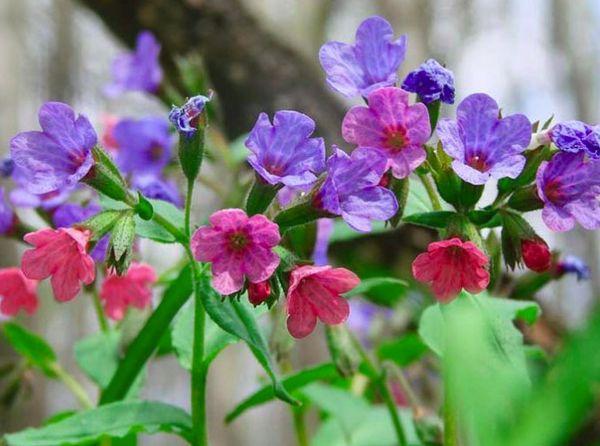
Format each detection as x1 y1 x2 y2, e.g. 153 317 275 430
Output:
4 401 192 445
101 266 192 404
2 323 57 378
377 333 428 367
201 277 297 405
344 277 408 307
226 363 339 423
403 211 455 229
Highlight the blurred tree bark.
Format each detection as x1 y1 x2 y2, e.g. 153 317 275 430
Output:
77 0 345 144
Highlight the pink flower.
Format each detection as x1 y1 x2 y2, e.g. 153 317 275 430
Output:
101 114 120 151
21 227 95 302
100 262 157 320
286 265 360 339
0 268 38 317
191 209 281 295
342 87 431 179
412 238 490 302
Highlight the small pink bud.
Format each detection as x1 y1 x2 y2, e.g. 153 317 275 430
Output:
248 281 271 306
521 239 552 273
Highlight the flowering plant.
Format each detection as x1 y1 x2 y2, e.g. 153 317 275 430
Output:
0 15 598 446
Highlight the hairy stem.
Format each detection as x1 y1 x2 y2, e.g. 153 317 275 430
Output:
418 172 443 211
90 285 109 333
51 363 93 409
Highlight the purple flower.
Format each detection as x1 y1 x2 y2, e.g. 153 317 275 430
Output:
10 102 96 195
319 16 407 98
550 121 600 159
105 31 162 97
437 93 531 185
245 111 326 187
314 147 397 232
347 299 393 346
113 116 172 175
313 218 334 266
0 158 14 178
132 174 183 208
557 255 591 281
169 94 212 137
401 59 455 104
9 166 74 210
536 151 600 232
51 202 108 262
0 188 15 235
342 87 430 179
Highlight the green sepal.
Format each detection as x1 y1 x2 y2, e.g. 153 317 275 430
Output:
425 99 441 133
507 185 544 212
83 147 130 203
325 325 362 378
80 210 122 241
107 211 136 275
498 145 553 194
445 214 484 252
388 176 409 227
245 177 281 216
403 211 455 229
274 200 327 231
134 192 154 221
178 116 206 182
500 211 539 270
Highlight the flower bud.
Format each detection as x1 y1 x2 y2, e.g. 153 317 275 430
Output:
248 280 271 306
521 239 552 273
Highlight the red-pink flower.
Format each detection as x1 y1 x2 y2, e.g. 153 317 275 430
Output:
286 265 360 339
191 209 281 295
100 262 157 320
248 280 271 306
412 238 489 302
521 239 552 273
21 227 95 302
0 268 38 317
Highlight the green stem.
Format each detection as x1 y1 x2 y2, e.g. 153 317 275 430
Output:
292 407 309 446
185 180 194 237
418 172 443 211
444 381 459 446
51 363 93 409
91 286 109 333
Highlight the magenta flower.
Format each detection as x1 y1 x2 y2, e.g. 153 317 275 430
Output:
342 87 430 179
245 111 325 187
437 93 531 185
21 228 95 302
10 102 96 194
286 265 359 339
0 187 15 235
550 120 600 159
191 209 281 295
319 16 407 98
100 262 157 320
105 31 162 97
0 268 38 317
536 151 600 232
113 116 172 175
314 147 398 232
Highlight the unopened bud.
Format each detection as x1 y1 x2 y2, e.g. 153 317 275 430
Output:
248 280 271 306
521 239 552 273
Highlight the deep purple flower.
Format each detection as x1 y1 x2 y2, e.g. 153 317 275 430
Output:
436 93 531 185
0 188 14 235
557 255 591 281
342 87 430 179
10 102 96 194
319 16 407 98
132 174 183 208
401 59 455 104
113 117 172 175
0 158 14 178
245 111 326 187
314 147 397 232
313 218 334 266
105 31 162 97
550 121 600 159
536 151 600 232
51 202 108 262
169 94 212 137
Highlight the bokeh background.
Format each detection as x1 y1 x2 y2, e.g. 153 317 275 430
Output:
0 0 598 444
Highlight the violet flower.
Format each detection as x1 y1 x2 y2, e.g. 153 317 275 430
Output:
105 31 162 97
9 166 74 210
0 158 14 178
342 87 430 178
113 116 172 175
169 94 212 137
314 147 398 232
401 59 455 104
319 16 407 98
557 255 591 281
245 111 326 187
550 120 600 159
10 102 96 194
132 174 183 208
313 218 335 266
0 187 14 235
436 93 531 185
536 151 600 232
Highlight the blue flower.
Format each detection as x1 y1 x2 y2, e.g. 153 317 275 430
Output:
402 59 455 104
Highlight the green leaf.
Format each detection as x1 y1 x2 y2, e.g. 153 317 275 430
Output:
100 266 193 404
344 277 408 307
4 401 192 445
403 211 455 229
201 277 297 406
486 298 541 325
377 333 428 367
2 323 57 378
225 363 339 423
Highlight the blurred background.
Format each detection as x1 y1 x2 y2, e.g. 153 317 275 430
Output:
0 0 598 444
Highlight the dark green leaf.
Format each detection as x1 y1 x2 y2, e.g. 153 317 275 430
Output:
4 401 192 445
225 363 339 423
2 323 57 378
344 277 408 307
403 211 455 229
377 333 428 367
